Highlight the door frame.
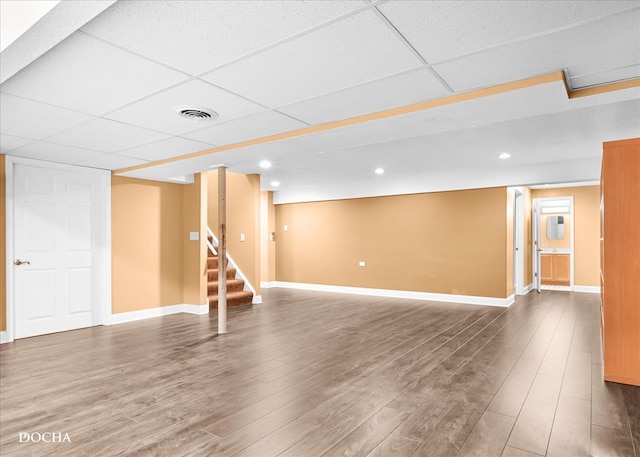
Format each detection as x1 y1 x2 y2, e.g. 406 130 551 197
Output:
532 196 575 292
513 189 525 295
5 156 112 342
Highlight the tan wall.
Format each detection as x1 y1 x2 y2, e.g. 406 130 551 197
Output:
506 189 514 296
112 176 207 313
0 155 6 331
207 171 261 295
182 173 208 305
532 186 600 286
523 187 533 286
276 187 510 298
260 191 276 282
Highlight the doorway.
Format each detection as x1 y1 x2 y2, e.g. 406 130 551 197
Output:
5 157 111 341
532 197 574 292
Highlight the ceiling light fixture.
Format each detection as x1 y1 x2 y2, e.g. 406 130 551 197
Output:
174 105 218 121
374 168 385 175
498 152 511 160
259 160 272 169
270 181 280 187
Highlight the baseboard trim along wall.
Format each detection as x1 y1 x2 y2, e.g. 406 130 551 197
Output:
0 331 8 344
521 284 534 295
252 295 263 304
262 281 515 308
111 303 208 325
573 285 601 294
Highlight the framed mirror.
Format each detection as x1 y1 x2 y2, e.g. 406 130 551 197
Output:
547 215 565 240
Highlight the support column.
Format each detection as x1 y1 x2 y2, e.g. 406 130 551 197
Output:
217 166 227 334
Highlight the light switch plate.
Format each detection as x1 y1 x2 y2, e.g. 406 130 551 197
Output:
189 232 199 241
359 261 366 267
284 225 288 231
240 233 245 242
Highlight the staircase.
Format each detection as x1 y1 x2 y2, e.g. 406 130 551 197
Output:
207 236 253 311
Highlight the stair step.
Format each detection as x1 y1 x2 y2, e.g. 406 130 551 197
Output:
208 279 245 294
209 291 253 310
208 268 236 281
207 257 229 269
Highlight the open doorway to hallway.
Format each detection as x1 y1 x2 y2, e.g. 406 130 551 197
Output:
533 196 574 293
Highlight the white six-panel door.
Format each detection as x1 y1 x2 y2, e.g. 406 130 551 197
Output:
11 160 109 339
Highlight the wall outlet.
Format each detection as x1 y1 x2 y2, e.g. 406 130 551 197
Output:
284 225 288 231
359 261 366 267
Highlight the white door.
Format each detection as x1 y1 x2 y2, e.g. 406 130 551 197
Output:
12 161 108 338
533 199 542 293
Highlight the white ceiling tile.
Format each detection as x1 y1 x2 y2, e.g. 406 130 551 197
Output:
201 10 423 107
78 153 149 170
278 68 450 125
46 118 170 153
6 141 105 164
0 32 189 116
0 93 93 139
433 9 640 92
379 1 640 64
105 79 266 135
570 65 640 89
183 110 306 146
81 0 367 75
0 134 34 152
118 137 214 161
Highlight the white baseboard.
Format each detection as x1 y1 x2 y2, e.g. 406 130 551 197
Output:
573 285 601 294
252 295 263 304
0 331 9 344
269 281 514 307
261 281 278 289
111 303 207 325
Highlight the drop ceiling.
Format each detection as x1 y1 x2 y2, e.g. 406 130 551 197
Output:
1 0 639 204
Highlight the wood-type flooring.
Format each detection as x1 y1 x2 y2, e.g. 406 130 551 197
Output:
1 288 638 456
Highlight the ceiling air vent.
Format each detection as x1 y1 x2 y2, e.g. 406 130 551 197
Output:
174 105 218 121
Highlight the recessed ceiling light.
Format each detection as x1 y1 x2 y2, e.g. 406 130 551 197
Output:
174 105 218 121
374 168 385 175
259 160 272 169
498 152 511 160
270 181 280 187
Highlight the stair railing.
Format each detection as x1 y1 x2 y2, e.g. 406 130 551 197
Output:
207 227 258 300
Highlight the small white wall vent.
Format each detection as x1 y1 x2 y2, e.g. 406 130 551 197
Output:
173 105 218 121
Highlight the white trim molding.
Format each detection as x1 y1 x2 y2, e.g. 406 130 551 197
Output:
252 295 263 304
111 303 208 325
267 281 515 308
261 281 278 289
521 283 535 295
0 331 9 344
573 285 601 294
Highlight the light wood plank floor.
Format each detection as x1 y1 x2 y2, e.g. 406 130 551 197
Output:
1 289 638 457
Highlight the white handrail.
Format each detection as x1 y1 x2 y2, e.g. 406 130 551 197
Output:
207 227 258 299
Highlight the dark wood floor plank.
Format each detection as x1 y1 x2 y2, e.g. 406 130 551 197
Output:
546 395 591 457
591 363 632 431
320 406 408 457
621 384 640 456
1 289 637 457
591 424 636 457
487 358 539 417
364 429 421 457
455 411 516 457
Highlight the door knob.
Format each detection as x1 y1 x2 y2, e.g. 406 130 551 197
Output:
14 259 31 265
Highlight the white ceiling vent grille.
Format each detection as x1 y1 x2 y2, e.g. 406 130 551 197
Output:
174 105 218 121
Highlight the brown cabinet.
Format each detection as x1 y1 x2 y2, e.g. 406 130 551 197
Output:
540 254 570 285
600 138 640 386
